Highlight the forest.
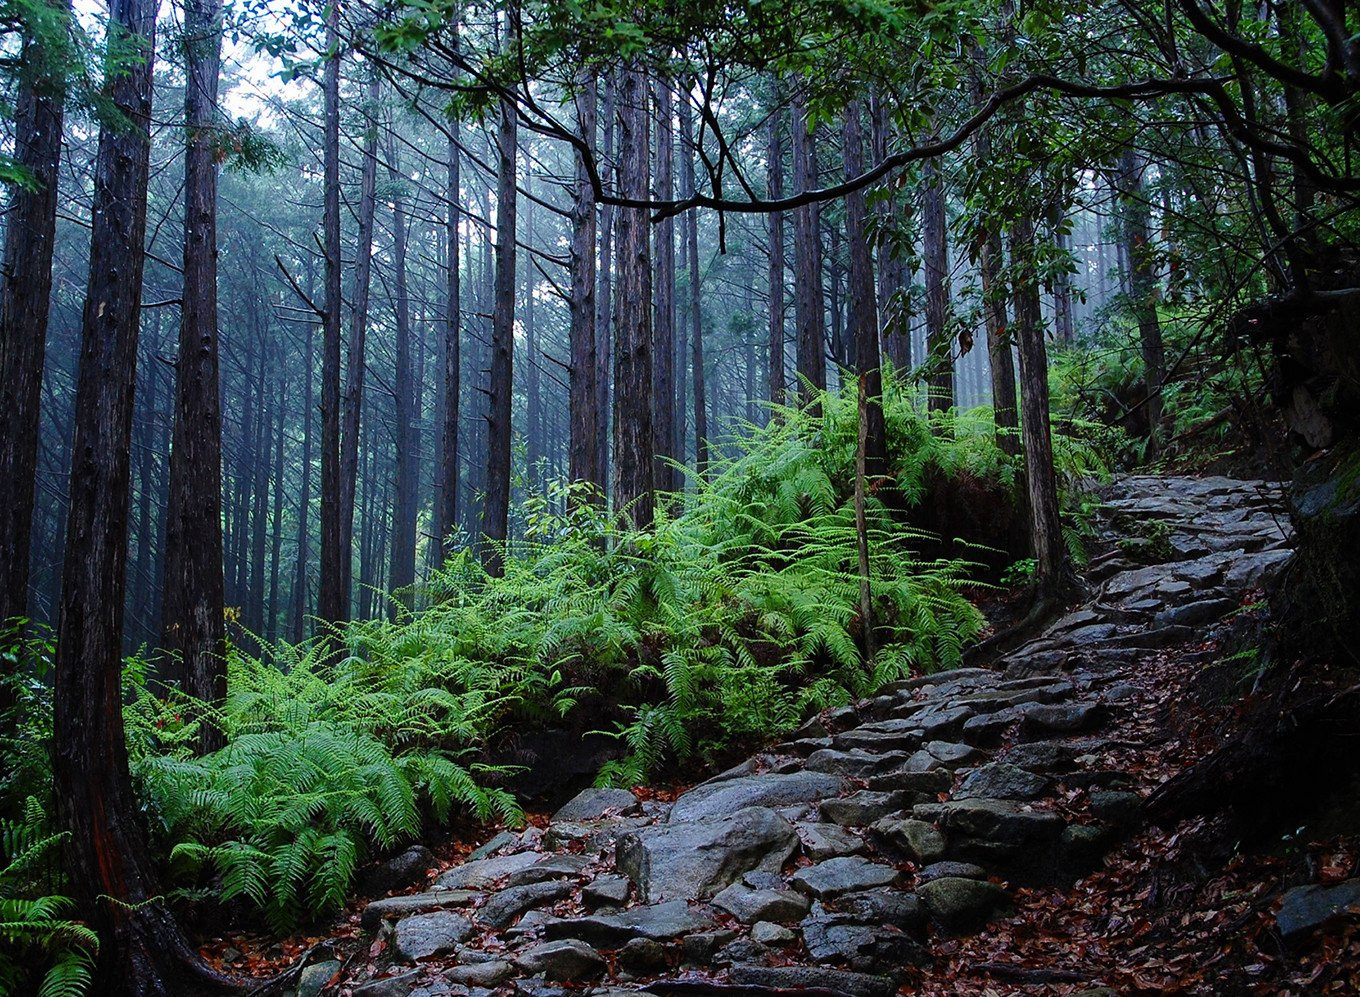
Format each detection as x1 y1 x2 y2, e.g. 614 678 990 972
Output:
1 0 1358 993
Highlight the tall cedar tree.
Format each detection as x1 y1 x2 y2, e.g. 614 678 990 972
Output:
162 0 226 754
843 101 886 477
612 63 655 527
340 74 381 603
0 0 68 670
595 75 616 488
766 95 785 409
388 139 418 607
437 125 462 558
790 98 826 403
652 80 677 494
568 68 599 496
1119 147 1166 448
53 1 234 989
483 20 518 574
317 8 346 626
869 93 910 370
679 93 708 472
922 155 954 418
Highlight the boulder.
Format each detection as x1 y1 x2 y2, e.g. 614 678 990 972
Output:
712 882 810 923
799 823 867 859
544 900 715 946
1021 703 1102 736
791 857 899 899
957 763 1050 801
477 880 574 928
360 845 435 896
872 818 944 864
514 939 606 981
553 787 641 822
750 921 797 945
297 960 341 997
819 791 912 827
392 911 473 961
617 937 669 975
1089 789 1142 825
799 913 926 970
918 877 1010 934
728 965 896 997
442 962 515 987
617 807 798 902
581 874 630 910
1276 880 1360 943
832 888 924 930
669 772 845 823
806 748 909 778
924 741 980 765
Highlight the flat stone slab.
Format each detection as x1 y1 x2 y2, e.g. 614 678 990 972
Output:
506 853 592 887
618 806 798 902
712 882 811 923
1276 879 1360 943
553 787 641 822
670 772 846 823
544 900 716 946
799 823 867 859
514 939 606 980
436 851 540 890
791 856 899 899
727 965 897 997
477 880 574 927
361 890 480 930
957 763 1050 801
392 910 473 961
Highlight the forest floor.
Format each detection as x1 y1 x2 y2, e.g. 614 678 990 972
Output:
210 474 1360 996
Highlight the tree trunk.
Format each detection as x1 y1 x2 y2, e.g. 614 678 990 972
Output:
1010 214 1070 601
267 375 286 644
340 73 381 604
568 70 600 500
766 97 786 409
0 0 68 647
1117 147 1165 449
612 63 655 528
843 102 885 478
870 93 910 372
53 3 236 990
922 156 954 419
680 94 708 473
791 98 827 404
317 8 346 628
596 74 616 491
291 299 315 643
652 79 677 496
525 173 542 485
388 146 418 610
435 127 461 563
483 48 517 574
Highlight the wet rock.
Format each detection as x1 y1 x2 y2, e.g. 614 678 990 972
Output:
544 900 715 946
924 741 980 765
934 798 1065 850
728 965 897 997
957 763 1050 801
393 911 474 960
799 823 867 859
506 854 592 887
680 930 738 965
960 711 1015 744
751 921 797 945
712 882 810 923
819 791 911 826
799 912 921 969
1060 823 1114 871
581 875 630 910
832 888 924 930
918 877 1010 934
362 890 480 931
437 852 541 891
298 960 342 997
617 937 669 975
872 817 944 864
477 881 574 928
1276 880 1360 943
1089 789 1142 825
806 748 909 777
617 807 798 902
916 705 975 737
352 972 422 997
792 856 899 899
553 787 641 822
361 845 435 896
918 861 987 884
713 938 771 965
442 962 514 987
866 768 951 796
466 831 517 862
834 728 922 753
1002 740 1077 772
544 817 651 853
669 772 845 823
514 939 606 981
1021 703 1102 736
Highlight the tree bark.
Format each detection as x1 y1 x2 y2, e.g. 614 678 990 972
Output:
267 374 287 644
291 291 315 643
483 41 518 574
791 98 827 405
317 7 346 628
340 73 381 603
568 70 600 500
1118 147 1165 449
870 93 910 372
652 79 677 495
1010 214 1070 601
767 100 786 409
436 126 461 563
612 63 655 528
0 0 68 648
388 144 418 609
922 155 954 419
680 94 708 474
596 74 616 491
53 2 237 989
843 102 885 478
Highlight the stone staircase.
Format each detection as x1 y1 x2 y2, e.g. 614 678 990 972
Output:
306 475 1293 997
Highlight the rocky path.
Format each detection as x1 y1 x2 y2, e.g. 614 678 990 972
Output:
301 475 1294 997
